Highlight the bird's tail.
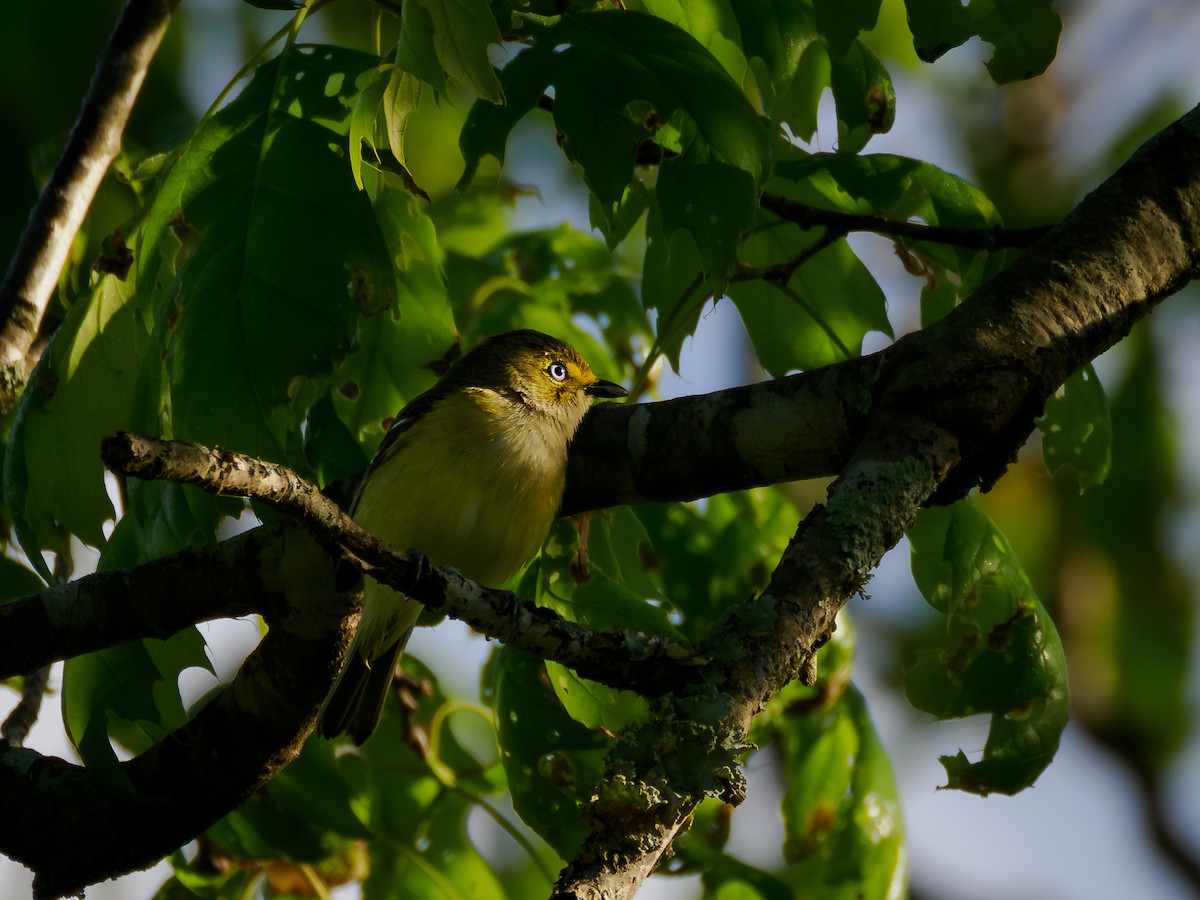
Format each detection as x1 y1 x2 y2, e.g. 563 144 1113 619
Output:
317 582 420 745
316 634 406 744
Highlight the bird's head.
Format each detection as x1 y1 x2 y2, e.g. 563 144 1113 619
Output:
449 330 627 434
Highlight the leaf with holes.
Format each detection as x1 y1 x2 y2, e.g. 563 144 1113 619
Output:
906 500 1069 795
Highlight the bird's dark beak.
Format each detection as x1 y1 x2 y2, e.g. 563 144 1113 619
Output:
585 379 629 399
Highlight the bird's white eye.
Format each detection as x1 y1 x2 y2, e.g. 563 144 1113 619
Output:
547 361 568 382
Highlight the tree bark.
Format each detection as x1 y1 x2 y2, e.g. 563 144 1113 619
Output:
2 98 1198 900
0 0 179 411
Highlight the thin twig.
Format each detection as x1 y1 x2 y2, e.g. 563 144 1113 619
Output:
0 0 180 412
759 192 1051 251
100 432 699 695
743 225 844 286
1 666 51 747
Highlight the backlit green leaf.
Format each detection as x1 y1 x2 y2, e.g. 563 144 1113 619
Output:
396 0 448 92
729 238 891 375
906 500 1069 795
132 45 390 476
733 0 826 136
414 0 504 103
1038 363 1111 493
62 628 212 792
490 645 607 859
774 686 906 896
460 10 767 266
5 270 141 561
828 41 896 154
903 0 1061 84
814 0 883 57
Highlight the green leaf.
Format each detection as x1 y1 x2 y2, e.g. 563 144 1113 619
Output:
657 141 756 282
5 270 142 561
701 857 795 900
258 738 372 841
582 505 665 604
772 686 906 896
304 395 370 488
374 791 505 899
155 856 258 899
732 0 827 136
0 555 44 603
1038 363 1111 493
814 0 883 58
729 238 891 375
414 0 504 102
127 46 392 479
769 152 1005 318
490 646 608 859
396 0 448 92
903 0 1061 84
905 500 1069 795
544 657 647 734
635 0 740 53
62 629 212 793
295 655 506 896
827 39 895 154
208 735 369 862
438 222 648 382
349 65 393 191
634 490 795 639
328 185 457 455
383 66 423 169
642 198 705 373
775 152 1001 233
460 10 767 265
526 516 671 732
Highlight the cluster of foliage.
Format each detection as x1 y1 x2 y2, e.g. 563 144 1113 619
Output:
3 0 1192 897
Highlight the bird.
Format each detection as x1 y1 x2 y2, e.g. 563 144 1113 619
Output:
317 329 627 744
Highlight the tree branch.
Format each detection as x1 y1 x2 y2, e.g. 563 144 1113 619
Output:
0 520 354 899
4 358 869 679
0 528 265 679
758 191 1052 250
0 665 51 747
548 103 1200 898
100 432 699 696
552 414 958 898
0 0 179 412
562 356 875 513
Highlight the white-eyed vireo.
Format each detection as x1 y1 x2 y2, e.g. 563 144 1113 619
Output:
317 329 627 744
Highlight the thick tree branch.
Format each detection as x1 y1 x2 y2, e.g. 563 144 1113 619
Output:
881 106 1200 501
562 356 875 513
0 529 265 679
0 0 179 411
0 520 354 899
